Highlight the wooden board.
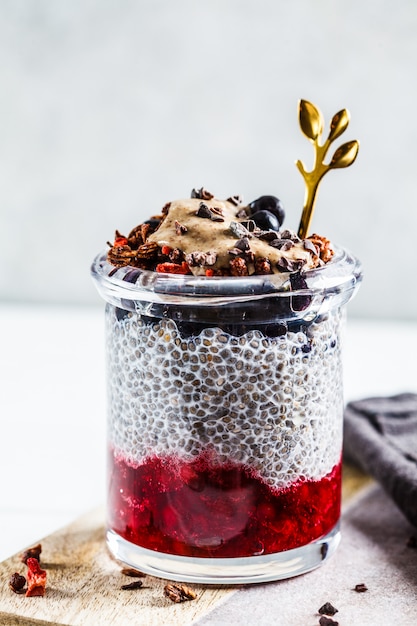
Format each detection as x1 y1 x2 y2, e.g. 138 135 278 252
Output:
0 463 372 626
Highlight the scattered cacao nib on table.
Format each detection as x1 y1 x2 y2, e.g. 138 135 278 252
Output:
319 617 339 626
164 582 198 603
119 567 197 601
353 583 368 593
318 602 339 616
120 580 144 591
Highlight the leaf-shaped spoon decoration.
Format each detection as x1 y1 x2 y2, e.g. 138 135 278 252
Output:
296 99 359 239
299 100 324 142
328 109 350 142
329 140 359 168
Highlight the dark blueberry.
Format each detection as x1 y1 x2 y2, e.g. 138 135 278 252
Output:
115 307 130 321
290 272 311 311
123 269 141 284
251 210 280 231
262 323 288 337
248 195 285 227
144 218 161 230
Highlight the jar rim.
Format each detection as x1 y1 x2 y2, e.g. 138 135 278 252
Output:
91 245 362 307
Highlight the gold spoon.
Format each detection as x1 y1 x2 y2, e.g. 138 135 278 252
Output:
296 99 359 239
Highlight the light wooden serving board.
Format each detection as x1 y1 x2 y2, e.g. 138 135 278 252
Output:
0 464 372 626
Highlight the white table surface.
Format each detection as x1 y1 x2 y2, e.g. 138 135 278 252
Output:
1 303 417 564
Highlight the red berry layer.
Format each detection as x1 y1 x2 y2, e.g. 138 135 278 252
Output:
108 449 341 558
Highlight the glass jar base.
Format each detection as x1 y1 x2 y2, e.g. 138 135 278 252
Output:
107 524 340 585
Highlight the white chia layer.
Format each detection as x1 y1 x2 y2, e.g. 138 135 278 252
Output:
106 306 344 490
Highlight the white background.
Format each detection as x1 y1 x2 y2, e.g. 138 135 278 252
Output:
1 1 417 319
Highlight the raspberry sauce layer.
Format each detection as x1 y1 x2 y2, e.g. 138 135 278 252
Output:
108 450 341 558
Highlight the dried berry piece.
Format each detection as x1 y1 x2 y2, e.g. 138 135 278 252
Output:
319 617 339 626
120 567 146 577
121 580 143 590
113 232 128 247
25 557 47 597
353 583 368 593
254 257 272 275
21 543 42 565
318 602 338 616
164 583 197 603
229 257 249 276
155 262 191 275
9 572 26 593
205 268 230 277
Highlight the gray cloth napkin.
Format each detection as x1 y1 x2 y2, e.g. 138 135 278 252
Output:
344 393 417 528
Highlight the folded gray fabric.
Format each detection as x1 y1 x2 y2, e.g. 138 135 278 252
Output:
343 393 417 527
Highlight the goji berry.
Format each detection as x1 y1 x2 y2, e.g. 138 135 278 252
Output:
155 262 191 275
25 557 47 597
114 236 128 247
161 245 173 256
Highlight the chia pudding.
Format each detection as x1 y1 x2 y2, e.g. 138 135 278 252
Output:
91 187 362 582
92 86 360 586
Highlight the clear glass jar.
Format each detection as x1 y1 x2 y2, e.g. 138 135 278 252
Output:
91 246 362 584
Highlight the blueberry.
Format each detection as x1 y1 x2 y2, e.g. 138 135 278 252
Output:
144 218 161 230
248 196 285 227
290 272 311 311
123 269 141 284
115 306 130 321
251 210 280 231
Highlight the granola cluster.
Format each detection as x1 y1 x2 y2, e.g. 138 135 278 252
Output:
106 188 334 277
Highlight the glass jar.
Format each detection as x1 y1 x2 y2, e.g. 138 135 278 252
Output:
91 246 362 584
